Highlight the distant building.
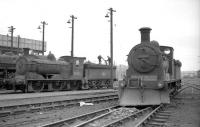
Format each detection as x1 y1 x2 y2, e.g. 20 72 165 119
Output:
182 71 198 78
0 34 46 54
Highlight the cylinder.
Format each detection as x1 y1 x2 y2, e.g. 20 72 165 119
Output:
139 27 152 43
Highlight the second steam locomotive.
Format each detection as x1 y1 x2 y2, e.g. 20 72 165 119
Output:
12 48 116 92
0 52 18 90
119 27 182 106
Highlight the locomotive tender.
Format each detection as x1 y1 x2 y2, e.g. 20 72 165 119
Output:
119 27 182 106
14 48 116 92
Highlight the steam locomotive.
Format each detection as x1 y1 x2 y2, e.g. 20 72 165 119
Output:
0 52 19 90
13 48 116 92
119 27 182 106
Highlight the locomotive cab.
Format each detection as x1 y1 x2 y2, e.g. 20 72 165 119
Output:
59 56 86 79
160 46 174 78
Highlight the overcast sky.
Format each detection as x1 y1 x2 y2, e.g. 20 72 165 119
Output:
0 0 199 71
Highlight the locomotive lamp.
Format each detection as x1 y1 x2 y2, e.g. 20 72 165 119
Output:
119 80 126 88
105 8 116 86
67 15 77 57
158 82 164 89
38 21 48 55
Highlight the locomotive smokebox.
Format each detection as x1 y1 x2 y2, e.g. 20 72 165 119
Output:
139 27 152 43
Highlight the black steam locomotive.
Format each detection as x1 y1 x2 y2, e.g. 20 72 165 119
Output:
119 27 182 106
0 52 19 90
13 48 116 92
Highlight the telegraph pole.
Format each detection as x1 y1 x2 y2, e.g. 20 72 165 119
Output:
105 8 116 87
38 21 48 55
67 15 77 57
41 21 47 55
17 35 20 49
67 15 77 76
8 26 15 49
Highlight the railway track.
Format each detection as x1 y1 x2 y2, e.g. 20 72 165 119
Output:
0 89 117 107
182 78 200 87
40 105 119 127
176 81 200 98
182 81 200 87
0 93 118 127
1 89 189 127
1 80 194 127
37 103 176 127
135 104 176 127
40 106 154 127
0 99 175 126
0 101 118 127
0 92 118 118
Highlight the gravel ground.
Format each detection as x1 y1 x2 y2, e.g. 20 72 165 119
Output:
165 78 200 127
86 107 139 127
165 95 200 127
0 100 118 127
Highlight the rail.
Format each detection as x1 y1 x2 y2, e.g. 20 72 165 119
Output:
0 94 118 118
134 104 164 127
73 107 152 127
39 106 119 127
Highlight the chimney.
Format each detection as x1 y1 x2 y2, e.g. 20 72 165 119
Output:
139 27 152 43
23 48 30 55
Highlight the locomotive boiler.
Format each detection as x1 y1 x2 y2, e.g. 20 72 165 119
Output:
119 27 182 106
